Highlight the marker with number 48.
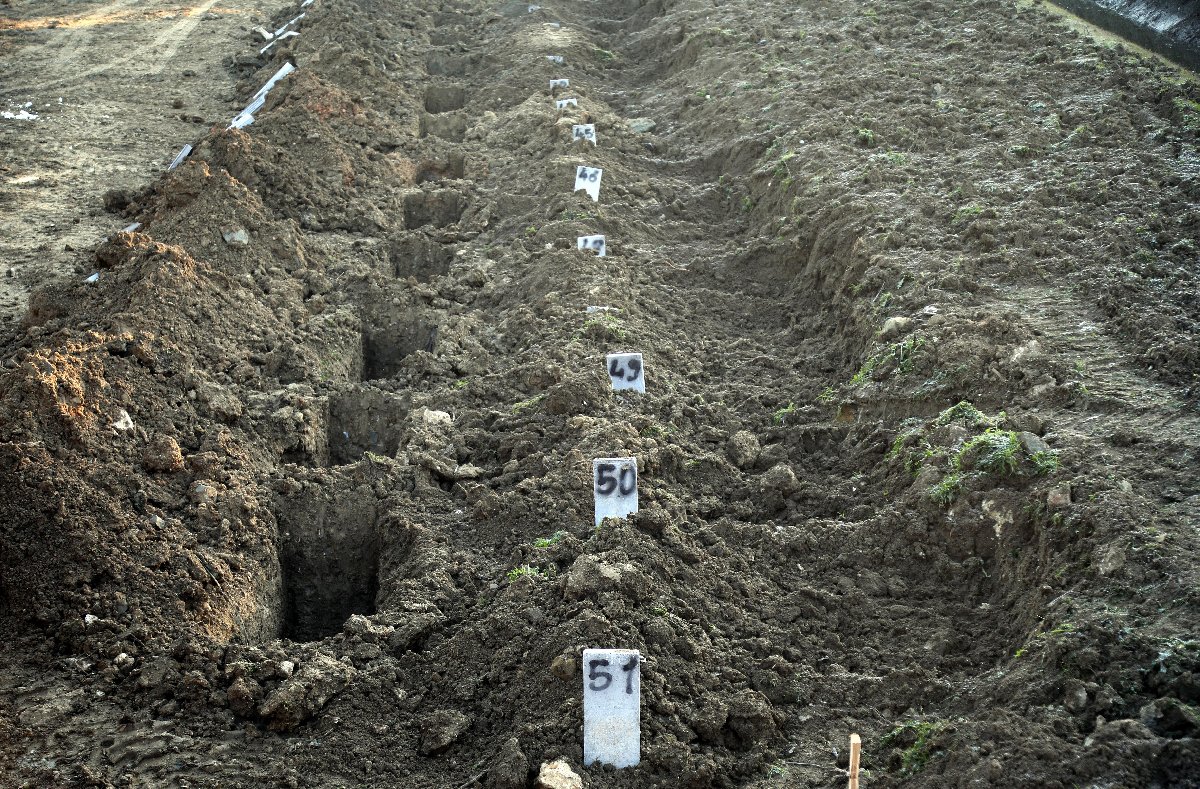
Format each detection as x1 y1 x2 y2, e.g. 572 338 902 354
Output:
606 352 644 393
574 166 602 202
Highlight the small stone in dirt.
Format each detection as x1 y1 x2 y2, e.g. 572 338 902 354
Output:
879 315 912 340
171 98 185 109
627 118 656 133
535 760 582 789
487 738 528 789
1018 431 1050 455
726 430 760 470
419 709 471 755
422 409 453 427
549 653 577 681
1047 485 1071 510
143 434 184 473
111 409 135 431
222 226 250 245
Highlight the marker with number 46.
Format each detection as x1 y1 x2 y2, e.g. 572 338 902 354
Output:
606 352 644 393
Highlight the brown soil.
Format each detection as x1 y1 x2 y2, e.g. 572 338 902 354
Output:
2 0 1199 787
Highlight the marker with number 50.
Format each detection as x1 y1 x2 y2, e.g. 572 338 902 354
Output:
606 352 644 393
593 457 637 526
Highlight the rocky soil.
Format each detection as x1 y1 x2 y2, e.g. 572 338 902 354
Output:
1 0 1198 787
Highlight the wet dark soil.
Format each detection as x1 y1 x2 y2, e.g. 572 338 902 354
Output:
2 0 1199 787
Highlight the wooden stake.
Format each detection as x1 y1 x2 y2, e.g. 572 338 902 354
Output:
847 733 862 789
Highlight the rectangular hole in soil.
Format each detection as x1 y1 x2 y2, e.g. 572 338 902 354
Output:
424 85 467 113
326 387 409 464
418 112 468 142
404 189 467 229
390 233 454 280
362 317 437 380
279 499 380 643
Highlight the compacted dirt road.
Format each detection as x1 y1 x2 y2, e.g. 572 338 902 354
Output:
1 0 1198 787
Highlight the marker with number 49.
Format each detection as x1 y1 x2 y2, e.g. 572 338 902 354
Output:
577 234 605 257
606 352 644 393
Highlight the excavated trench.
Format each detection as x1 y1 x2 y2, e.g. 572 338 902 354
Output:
2 0 1198 786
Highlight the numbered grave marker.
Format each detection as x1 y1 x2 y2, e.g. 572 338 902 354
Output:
572 123 597 145
583 648 641 768
577 234 606 257
555 98 579 109
122 222 141 233
545 55 564 64
593 457 637 526
527 3 541 11
256 62 296 99
549 78 570 90
574 166 602 202
167 144 193 170
606 352 644 393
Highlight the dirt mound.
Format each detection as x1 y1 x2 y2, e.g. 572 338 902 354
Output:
2 0 1199 787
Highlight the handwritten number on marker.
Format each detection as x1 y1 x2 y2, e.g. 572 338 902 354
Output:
622 654 639 694
588 655 638 694
577 166 600 182
608 356 642 382
595 463 635 496
588 659 612 691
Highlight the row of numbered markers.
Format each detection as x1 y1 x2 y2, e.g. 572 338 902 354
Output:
547 54 644 772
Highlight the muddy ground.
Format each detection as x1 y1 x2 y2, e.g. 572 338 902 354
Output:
1 0 1199 787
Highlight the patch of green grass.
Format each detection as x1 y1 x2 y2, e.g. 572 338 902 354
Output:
533 530 568 549
1030 449 1060 476
955 428 1021 475
952 203 984 224
525 225 538 237
817 386 837 405
856 127 876 147
933 400 995 429
929 471 962 506
511 394 545 414
506 565 545 582
577 312 625 341
882 720 946 776
773 402 798 425
451 378 468 390
741 195 754 212
593 47 616 62
849 335 926 386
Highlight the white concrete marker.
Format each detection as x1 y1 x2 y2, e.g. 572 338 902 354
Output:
586 305 617 314
577 234 605 256
572 123 597 145
256 62 296 99
593 457 636 526
272 13 305 38
260 31 298 55
546 55 564 64
549 78 569 90
84 273 100 284
606 353 644 393
528 4 541 11
230 113 255 129
574 166 602 202
555 98 578 109
122 222 141 233
167 144 193 170
583 648 641 768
